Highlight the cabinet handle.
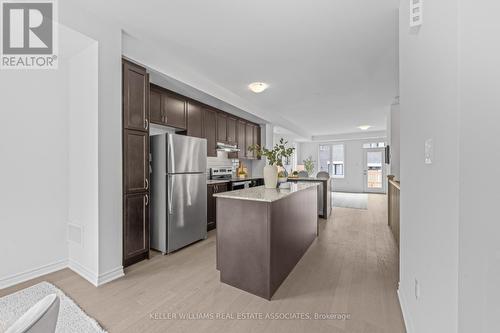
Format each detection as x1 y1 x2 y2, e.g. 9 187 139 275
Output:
144 119 149 130
145 178 149 190
145 194 149 206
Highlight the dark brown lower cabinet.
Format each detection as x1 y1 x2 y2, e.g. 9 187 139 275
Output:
207 185 216 231
207 183 228 231
123 192 150 267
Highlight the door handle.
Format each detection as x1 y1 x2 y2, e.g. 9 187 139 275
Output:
145 194 149 206
145 178 149 190
168 176 173 215
144 119 149 130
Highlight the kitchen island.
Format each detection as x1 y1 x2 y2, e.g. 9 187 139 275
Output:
214 182 319 300
288 177 331 218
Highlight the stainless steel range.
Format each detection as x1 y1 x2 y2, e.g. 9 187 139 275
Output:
210 167 232 180
210 167 253 190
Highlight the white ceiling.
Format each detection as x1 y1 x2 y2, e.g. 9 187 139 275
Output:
82 0 398 138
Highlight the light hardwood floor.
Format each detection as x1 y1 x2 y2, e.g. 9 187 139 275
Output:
1 194 405 333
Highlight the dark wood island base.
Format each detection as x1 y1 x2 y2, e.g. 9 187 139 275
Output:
215 183 319 300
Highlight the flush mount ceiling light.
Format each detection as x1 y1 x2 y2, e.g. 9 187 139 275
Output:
248 82 269 93
358 125 372 130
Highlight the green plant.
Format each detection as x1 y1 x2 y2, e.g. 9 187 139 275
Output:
303 156 315 176
249 138 295 167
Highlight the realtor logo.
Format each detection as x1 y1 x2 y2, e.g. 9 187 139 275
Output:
1 0 58 69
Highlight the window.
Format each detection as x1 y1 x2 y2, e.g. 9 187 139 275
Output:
319 145 330 172
331 144 345 177
363 142 386 149
319 144 345 178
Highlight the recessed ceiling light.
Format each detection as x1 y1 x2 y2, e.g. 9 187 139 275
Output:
358 125 371 130
248 82 269 93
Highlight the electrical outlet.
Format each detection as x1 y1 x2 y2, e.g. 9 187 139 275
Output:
415 279 420 300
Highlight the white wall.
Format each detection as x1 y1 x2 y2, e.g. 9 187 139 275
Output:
399 0 460 332
67 39 100 283
0 65 69 288
298 135 386 192
458 1 500 332
0 3 123 288
59 1 124 283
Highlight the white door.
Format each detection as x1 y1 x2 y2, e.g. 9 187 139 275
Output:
363 149 386 193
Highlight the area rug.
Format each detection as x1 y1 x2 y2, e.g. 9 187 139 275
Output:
332 192 368 210
0 282 107 333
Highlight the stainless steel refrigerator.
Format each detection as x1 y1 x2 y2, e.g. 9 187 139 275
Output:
150 133 207 254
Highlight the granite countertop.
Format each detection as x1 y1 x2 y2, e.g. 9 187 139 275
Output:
206 176 264 185
213 182 320 203
288 177 329 182
206 179 231 185
229 176 263 182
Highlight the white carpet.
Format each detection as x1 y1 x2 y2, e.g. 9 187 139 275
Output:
0 282 107 333
332 192 368 210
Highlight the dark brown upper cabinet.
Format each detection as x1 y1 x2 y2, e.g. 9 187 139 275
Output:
227 116 238 159
149 88 163 124
148 83 262 159
123 192 150 266
227 116 237 144
123 129 149 193
204 108 218 157
162 92 187 129
253 125 261 159
123 60 149 132
187 101 204 138
216 112 227 143
245 123 255 159
237 120 247 159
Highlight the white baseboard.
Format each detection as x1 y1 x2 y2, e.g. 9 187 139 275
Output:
68 259 98 287
1 260 125 291
0 259 68 289
398 288 414 333
97 266 124 286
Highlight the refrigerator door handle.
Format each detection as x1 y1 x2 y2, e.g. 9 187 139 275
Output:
168 175 174 215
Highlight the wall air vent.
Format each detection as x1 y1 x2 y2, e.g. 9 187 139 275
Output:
410 0 423 27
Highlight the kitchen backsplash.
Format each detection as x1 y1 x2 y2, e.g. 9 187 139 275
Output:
206 151 235 178
206 151 259 178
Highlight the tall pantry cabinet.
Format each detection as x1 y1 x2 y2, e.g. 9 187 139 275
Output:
122 59 150 267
